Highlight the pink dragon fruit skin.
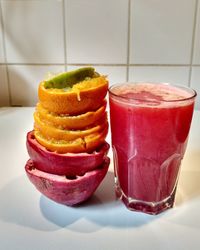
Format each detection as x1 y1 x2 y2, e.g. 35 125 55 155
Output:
25 157 110 206
26 131 109 176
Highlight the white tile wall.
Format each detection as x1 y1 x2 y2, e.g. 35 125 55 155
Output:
0 4 5 63
0 0 199 109
129 66 190 86
130 0 196 64
1 0 65 64
66 0 128 64
93 66 127 86
193 1 200 64
8 65 65 106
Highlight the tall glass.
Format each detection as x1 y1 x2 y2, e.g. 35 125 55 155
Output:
109 82 196 214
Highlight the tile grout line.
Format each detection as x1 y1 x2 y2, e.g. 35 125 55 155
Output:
62 0 67 71
188 0 199 87
0 1 12 106
126 0 131 82
1 62 200 67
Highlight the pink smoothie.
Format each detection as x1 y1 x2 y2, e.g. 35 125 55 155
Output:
109 83 196 213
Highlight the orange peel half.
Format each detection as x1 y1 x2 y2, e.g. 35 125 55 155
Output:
38 76 108 115
36 100 107 130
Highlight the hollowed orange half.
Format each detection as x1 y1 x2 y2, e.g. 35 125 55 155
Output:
34 111 108 141
34 126 108 153
38 76 108 115
36 100 107 130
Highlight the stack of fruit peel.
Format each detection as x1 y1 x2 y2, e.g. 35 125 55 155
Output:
25 67 110 206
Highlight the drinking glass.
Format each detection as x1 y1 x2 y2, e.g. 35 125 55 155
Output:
109 82 196 214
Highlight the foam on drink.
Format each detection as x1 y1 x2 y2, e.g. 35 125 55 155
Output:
111 83 194 108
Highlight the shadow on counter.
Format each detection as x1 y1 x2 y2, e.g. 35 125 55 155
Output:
1 157 200 233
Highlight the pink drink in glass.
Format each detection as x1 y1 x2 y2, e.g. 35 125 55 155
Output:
109 83 196 214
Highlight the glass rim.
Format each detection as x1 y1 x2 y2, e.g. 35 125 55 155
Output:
109 82 197 103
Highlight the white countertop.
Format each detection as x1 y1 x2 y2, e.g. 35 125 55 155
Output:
0 107 200 250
